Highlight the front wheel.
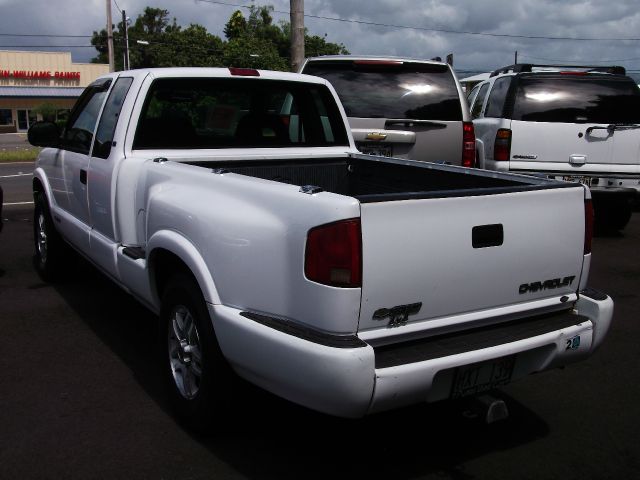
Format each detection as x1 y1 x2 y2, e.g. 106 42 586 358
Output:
33 192 68 281
160 273 235 432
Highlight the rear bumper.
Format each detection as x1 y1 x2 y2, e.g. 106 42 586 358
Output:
210 289 613 418
505 168 640 196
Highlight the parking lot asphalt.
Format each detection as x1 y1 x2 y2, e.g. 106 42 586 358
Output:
0 204 639 480
0 133 30 151
0 161 34 205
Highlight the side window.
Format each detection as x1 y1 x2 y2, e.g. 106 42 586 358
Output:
467 84 481 105
61 83 110 155
471 83 489 119
485 77 512 118
93 77 133 159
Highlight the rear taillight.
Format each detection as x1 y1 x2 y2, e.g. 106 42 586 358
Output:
584 198 593 254
494 128 512 161
462 121 476 168
305 219 362 288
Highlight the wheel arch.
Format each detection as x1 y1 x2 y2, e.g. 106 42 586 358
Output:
147 230 221 308
32 168 54 205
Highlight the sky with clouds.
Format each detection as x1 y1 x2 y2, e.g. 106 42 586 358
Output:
1 0 640 79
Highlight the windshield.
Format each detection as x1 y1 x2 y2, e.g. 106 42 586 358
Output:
303 61 462 121
133 77 349 149
512 75 640 124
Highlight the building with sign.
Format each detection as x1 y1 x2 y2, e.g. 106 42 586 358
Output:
0 50 109 133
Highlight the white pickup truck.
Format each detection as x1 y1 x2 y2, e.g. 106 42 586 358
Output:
29 67 613 428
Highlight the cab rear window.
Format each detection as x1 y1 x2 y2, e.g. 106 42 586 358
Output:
133 78 349 149
303 61 462 121
512 75 640 123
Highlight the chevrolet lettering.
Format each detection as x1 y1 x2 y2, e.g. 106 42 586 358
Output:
519 276 576 294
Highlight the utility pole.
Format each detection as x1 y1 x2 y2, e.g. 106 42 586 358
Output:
122 9 130 70
106 0 115 72
515 51 518 65
290 0 304 72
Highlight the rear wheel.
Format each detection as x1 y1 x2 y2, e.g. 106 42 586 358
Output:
33 192 69 281
160 273 235 432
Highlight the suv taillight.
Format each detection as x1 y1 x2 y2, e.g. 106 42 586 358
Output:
462 122 476 168
494 128 512 161
305 219 362 288
584 199 593 254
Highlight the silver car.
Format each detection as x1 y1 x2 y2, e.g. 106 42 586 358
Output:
300 55 475 167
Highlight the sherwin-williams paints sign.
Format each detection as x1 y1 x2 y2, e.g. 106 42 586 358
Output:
0 70 81 79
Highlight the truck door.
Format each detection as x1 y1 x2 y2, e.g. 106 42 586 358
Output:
87 76 134 277
57 80 111 251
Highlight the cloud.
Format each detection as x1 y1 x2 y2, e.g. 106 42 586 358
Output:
0 0 639 80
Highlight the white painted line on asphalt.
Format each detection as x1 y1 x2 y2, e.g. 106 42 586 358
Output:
4 201 34 206
0 173 32 178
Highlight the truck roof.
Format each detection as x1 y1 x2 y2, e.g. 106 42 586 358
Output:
93 67 331 85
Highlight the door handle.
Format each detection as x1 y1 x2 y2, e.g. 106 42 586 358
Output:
569 155 586 165
80 169 87 184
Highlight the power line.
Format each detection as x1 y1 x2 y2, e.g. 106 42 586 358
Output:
113 0 123 14
196 0 640 42
0 33 93 38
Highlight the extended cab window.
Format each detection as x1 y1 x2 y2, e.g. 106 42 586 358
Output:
133 78 349 149
61 83 110 154
93 77 133 159
512 75 640 123
302 61 462 121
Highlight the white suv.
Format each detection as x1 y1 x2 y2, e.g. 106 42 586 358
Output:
300 56 476 167
469 64 640 230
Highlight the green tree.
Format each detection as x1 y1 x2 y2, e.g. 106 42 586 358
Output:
91 4 349 72
223 36 287 70
224 10 247 40
223 5 348 70
32 102 58 122
92 7 223 69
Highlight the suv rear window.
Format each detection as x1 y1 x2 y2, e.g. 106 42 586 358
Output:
512 75 640 123
303 61 462 121
133 78 349 149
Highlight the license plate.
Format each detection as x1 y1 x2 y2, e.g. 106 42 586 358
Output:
357 143 392 157
561 175 593 187
450 356 515 399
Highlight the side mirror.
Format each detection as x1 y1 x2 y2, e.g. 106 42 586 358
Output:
28 121 60 148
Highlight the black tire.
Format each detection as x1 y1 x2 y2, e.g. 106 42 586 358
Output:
594 197 632 233
33 191 69 281
160 273 235 432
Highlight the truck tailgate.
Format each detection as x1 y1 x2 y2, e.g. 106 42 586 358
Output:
358 186 586 333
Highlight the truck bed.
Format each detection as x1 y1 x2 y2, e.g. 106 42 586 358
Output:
186 154 575 203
